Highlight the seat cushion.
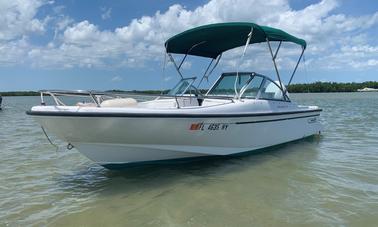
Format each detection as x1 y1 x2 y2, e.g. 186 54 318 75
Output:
100 98 138 108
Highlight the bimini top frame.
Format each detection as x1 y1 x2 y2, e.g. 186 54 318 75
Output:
164 22 306 100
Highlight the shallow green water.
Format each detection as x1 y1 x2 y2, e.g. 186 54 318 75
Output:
1 93 377 226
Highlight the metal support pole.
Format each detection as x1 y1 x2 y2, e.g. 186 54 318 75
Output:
178 54 188 70
40 92 45 105
235 27 253 98
288 47 305 86
266 38 286 100
178 41 206 70
197 58 214 87
207 53 222 78
197 53 222 89
204 59 214 77
89 91 100 107
168 53 184 79
273 41 282 60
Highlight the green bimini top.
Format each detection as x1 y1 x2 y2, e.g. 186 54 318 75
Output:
165 22 306 59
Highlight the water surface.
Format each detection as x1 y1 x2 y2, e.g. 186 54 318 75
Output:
0 93 377 226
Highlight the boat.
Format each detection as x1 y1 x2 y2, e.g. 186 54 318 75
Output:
27 22 322 169
357 87 378 92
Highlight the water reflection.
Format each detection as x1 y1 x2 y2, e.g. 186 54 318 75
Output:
2 94 378 226
56 135 321 197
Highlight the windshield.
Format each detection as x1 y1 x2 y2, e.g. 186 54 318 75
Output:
207 73 252 96
167 78 196 96
259 79 285 100
240 75 264 98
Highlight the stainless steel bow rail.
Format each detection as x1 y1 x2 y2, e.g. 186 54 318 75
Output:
40 90 108 107
40 90 169 106
38 90 235 107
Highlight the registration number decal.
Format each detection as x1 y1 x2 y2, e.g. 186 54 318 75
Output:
190 123 229 131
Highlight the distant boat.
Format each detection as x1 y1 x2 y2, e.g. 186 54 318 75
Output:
357 87 378 92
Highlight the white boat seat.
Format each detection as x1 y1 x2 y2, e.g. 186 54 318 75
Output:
100 98 138 108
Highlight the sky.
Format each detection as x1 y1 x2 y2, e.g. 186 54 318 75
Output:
0 0 377 91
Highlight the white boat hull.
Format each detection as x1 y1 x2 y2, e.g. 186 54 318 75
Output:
30 108 322 168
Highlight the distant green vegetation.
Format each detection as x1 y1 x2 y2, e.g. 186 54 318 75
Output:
1 81 378 96
287 81 378 93
107 89 169 94
0 91 39 96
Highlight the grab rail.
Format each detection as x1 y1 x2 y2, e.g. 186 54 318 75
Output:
39 90 236 107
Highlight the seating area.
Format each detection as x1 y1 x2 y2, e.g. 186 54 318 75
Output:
100 98 138 108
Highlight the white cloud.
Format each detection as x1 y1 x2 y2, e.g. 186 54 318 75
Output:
181 61 192 70
0 37 30 65
111 75 122 82
313 44 378 70
55 16 74 31
64 21 105 44
101 7 112 20
52 5 65 14
350 59 378 69
0 0 49 41
0 0 377 73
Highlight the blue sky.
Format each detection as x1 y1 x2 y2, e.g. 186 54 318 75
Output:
0 0 377 91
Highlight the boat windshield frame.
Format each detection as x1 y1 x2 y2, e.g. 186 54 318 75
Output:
207 72 290 101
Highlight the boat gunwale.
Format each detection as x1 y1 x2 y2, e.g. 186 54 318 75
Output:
26 108 322 118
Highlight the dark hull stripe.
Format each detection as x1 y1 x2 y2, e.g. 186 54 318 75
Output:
26 109 322 118
235 114 320 124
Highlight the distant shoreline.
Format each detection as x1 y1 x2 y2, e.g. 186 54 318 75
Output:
1 81 377 96
287 81 378 93
0 91 40 96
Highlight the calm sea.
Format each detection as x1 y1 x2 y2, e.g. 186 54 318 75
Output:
0 93 377 226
